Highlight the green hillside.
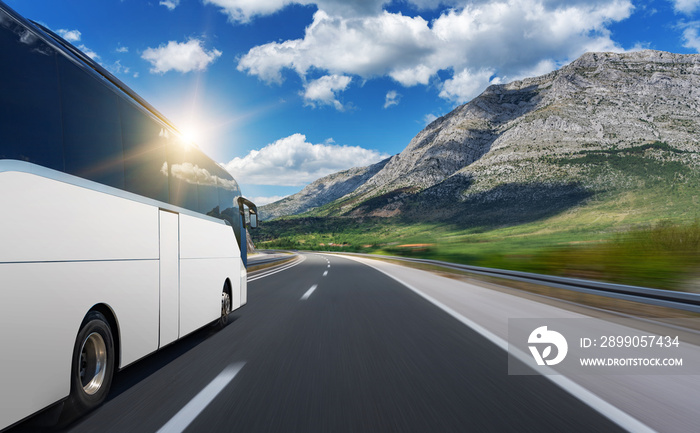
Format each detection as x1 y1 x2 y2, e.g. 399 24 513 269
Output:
255 144 700 291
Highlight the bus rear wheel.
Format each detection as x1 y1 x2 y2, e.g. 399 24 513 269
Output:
62 311 115 422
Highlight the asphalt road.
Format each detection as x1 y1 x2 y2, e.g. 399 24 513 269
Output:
14 253 626 432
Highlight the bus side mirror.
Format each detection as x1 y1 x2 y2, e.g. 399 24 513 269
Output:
237 197 258 229
249 212 258 229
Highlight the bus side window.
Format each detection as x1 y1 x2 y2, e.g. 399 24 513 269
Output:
120 99 169 203
58 56 125 190
0 16 63 171
165 135 199 211
218 177 239 222
193 153 221 217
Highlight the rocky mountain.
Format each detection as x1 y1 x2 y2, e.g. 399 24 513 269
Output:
261 50 700 223
259 157 390 220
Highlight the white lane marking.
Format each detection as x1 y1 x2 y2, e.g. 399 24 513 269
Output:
323 270 328 277
157 362 245 433
327 264 330 268
353 259 657 433
248 256 305 282
301 284 318 300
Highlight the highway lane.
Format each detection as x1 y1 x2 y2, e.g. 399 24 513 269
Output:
14 253 624 432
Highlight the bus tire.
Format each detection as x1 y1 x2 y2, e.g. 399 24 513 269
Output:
62 311 115 422
219 283 232 328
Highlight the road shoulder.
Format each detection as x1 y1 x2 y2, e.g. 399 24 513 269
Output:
336 253 700 433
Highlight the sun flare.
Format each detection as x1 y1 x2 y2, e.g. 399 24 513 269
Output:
180 125 200 146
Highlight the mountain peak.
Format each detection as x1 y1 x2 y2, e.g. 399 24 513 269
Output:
262 49 700 222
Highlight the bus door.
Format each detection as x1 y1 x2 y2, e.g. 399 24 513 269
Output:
159 209 179 347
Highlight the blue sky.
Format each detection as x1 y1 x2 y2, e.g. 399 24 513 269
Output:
6 0 700 204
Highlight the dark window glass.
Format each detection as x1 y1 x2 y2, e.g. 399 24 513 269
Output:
0 13 63 170
220 187 240 247
191 152 223 216
216 165 241 245
120 99 169 202
218 186 238 220
216 167 240 211
200 184 220 217
166 135 198 211
58 55 124 189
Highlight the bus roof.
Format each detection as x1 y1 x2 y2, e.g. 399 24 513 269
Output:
0 1 183 138
32 21 184 137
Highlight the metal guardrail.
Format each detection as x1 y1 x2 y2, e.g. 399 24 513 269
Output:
247 253 296 267
338 252 700 314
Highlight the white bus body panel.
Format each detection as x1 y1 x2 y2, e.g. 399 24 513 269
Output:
0 169 244 430
179 214 240 337
0 171 161 429
0 171 158 263
240 259 247 306
159 210 180 347
0 261 158 429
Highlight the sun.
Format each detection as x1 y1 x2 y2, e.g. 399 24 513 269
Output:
180 125 200 146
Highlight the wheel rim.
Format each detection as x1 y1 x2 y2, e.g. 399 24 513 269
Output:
222 291 231 316
79 332 107 395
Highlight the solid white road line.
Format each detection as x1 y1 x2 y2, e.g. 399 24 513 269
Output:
323 270 328 277
353 259 657 433
157 362 245 433
301 284 318 300
248 256 305 282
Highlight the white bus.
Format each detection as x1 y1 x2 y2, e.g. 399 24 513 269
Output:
0 2 257 429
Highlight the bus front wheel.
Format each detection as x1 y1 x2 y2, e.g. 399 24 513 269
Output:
219 284 232 327
62 311 115 422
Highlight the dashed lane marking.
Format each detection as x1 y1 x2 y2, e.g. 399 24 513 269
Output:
157 362 245 433
301 284 318 300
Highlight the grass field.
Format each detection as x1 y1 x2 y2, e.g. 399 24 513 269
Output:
255 147 700 292
256 185 699 291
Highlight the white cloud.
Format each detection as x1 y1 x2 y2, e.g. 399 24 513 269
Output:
671 0 700 14
423 113 438 125
204 0 462 23
57 29 81 42
682 24 700 51
223 133 390 186
55 28 99 60
204 0 298 23
107 60 128 75
78 44 100 60
238 10 436 86
439 68 496 104
142 39 222 73
238 0 632 102
160 0 181 10
302 74 352 110
628 41 652 51
517 59 559 80
439 59 561 104
116 46 129 53
250 195 289 206
384 90 400 108
165 162 240 190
